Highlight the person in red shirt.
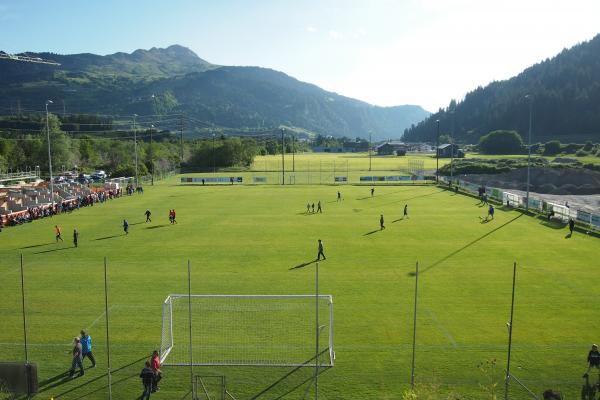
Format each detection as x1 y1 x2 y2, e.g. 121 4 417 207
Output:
151 350 161 392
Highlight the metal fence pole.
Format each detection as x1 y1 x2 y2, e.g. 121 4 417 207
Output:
315 261 319 400
104 257 112 400
410 261 419 389
188 260 195 399
504 261 517 400
20 254 28 364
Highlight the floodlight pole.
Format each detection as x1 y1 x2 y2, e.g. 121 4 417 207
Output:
410 261 419 389
20 254 28 364
435 120 440 183
525 96 533 211
369 131 372 171
104 257 113 400
187 260 195 399
133 114 139 187
504 261 517 400
212 132 216 174
292 133 296 172
45 100 55 206
281 128 285 185
315 261 320 400
150 125 155 186
450 110 455 181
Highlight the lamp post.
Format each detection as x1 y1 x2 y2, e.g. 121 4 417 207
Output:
292 133 295 172
45 100 55 206
281 128 285 185
435 119 440 183
212 132 216 174
150 124 154 186
450 110 455 182
369 131 372 172
132 114 139 187
525 95 533 211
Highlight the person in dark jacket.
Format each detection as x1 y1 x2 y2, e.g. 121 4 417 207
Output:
140 361 154 400
569 219 575 235
80 329 96 368
69 337 84 378
583 344 600 379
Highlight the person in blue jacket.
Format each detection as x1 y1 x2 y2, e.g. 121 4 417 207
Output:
80 329 96 368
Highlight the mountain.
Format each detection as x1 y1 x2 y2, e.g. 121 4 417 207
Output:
0 46 429 140
402 34 600 144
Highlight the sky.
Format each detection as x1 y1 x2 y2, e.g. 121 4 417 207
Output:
1 0 599 112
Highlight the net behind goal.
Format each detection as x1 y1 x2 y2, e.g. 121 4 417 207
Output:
160 295 334 367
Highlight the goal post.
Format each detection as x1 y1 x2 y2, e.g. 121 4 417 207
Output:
160 294 334 368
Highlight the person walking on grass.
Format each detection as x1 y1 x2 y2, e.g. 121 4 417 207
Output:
171 209 177 224
487 205 494 220
583 344 600 379
69 337 84 378
151 350 162 392
380 214 385 230
569 218 575 235
55 225 63 242
311 203 315 213
337 191 341 202
80 329 96 368
145 209 152 223
140 361 154 400
306 202 311 213
123 219 129 235
317 201 322 213
371 187 375 197
73 229 79 248
403 204 409 219
317 239 326 261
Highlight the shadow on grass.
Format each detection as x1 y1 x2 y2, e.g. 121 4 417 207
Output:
363 229 381 236
94 235 122 241
392 218 405 223
250 349 331 400
565 232 572 239
408 214 523 276
33 247 72 254
42 354 150 398
296 212 317 216
290 259 319 270
538 217 566 230
130 221 146 226
145 224 168 230
19 242 54 249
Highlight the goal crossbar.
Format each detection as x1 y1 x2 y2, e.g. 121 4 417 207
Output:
160 294 334 367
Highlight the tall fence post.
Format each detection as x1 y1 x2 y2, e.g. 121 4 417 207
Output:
504 261 517 400
410 261 419 389
188 260 195 399
20 254 28 364
104 257 112 400
314 261 320 400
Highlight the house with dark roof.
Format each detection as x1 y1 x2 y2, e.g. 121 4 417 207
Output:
437 143 464 158
376 141 407 156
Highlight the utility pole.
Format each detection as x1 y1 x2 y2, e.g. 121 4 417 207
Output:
45 100 55 206
212 132 216 173
369 131 372 172
451 110 455 181
435 120 440 183
132 114 139 187
180 113 185 164
281 128 285 185
525 95 533 211
292 133 295 172
150 124 154 186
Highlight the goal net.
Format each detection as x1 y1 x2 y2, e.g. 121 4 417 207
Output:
160 295 334 367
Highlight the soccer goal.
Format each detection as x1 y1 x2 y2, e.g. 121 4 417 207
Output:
160 294 334 367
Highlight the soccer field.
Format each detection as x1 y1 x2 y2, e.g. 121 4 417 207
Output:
1 178 599 399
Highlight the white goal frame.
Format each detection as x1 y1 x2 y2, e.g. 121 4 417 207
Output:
160 294 335 368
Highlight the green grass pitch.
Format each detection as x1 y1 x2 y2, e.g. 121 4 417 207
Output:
1 178 599 399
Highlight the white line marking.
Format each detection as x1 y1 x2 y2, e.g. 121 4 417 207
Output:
425 307 458 348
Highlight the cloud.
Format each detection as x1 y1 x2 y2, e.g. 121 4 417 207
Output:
329 30 342 40
306 26 317 33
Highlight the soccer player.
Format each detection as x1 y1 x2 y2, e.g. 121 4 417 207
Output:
73 229 79 248
80 329 96 368
380 214 385 230
311 203 315 213
123 219 129 235
139 361 154 400
68 337 84 378
487 205 495 220
569 218 575 235
317 201 322 213
145 209 152 223
337 191 341 202
55 225 63 242
317 239 326 260
306 203 311 213
151 350 162 392
403 204 408 219
171 209 177 224
371 187 375 197
583 344 600 379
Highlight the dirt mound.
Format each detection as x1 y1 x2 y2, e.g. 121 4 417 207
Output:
461 167 600 195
